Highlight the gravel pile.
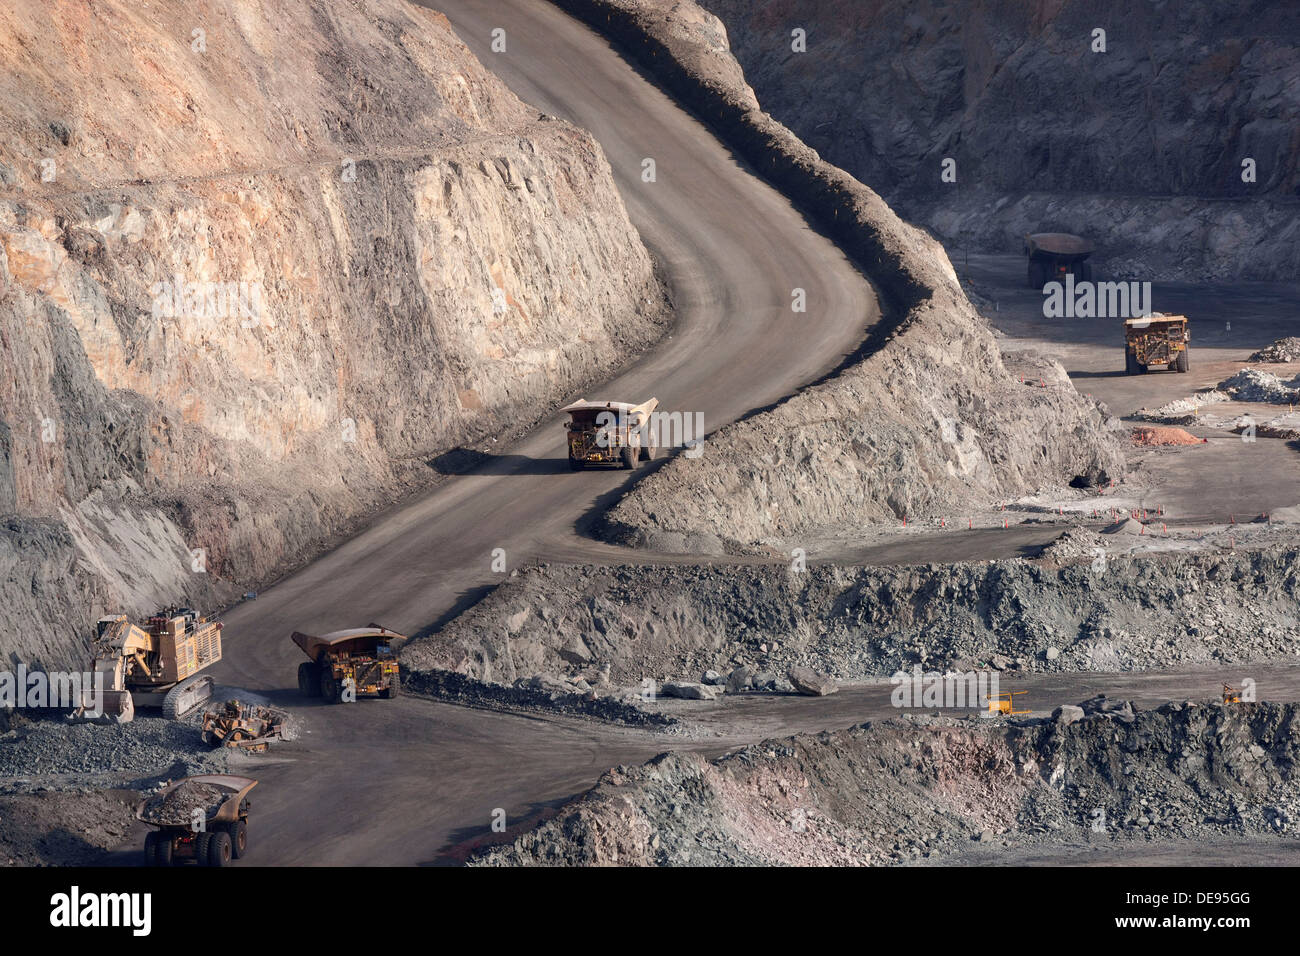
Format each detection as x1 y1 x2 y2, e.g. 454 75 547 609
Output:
1217 368 1300 405
0 716 226 784
139 780 226 826
1131 426 1204 446
473 701 1300 866
1249 337 1300 364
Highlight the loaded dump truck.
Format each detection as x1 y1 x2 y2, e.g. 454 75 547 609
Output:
563 397 659 469
138 774 255 867
1025 232 1095 289
1125 314 1190 374
293 625 404 703
79 608 222 723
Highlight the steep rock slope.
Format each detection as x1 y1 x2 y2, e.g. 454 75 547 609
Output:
474 703 1300 866
545 0 1120 552
0 0 664 668
404 545 1300 689
701 0 1300 280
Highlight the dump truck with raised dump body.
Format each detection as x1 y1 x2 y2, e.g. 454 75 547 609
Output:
79 607 222 723
1025 232 1095 289
563 397 659 470
293 624 404 703
138 773 256 867
1125 314 1189 374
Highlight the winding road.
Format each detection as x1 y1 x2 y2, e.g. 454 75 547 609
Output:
198 0 879 865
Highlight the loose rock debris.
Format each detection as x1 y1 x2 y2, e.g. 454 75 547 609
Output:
139 781 226 826
473 701 1300 866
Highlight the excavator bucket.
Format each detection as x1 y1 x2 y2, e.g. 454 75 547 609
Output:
75 688 135 724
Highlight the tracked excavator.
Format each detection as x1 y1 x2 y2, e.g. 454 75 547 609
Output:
78 608 223 723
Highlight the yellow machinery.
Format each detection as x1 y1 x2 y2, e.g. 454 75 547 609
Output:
138 774 256 867
201 699 286 752
986 691 1030 716
1125 315 1189 374
293 625 403 703
562 397 659 470
1222 684 1242 704
1024 232 1095 288
81 607 222 722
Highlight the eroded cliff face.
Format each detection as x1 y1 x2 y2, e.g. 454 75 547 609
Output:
0 0 665 667
700 0 1300 280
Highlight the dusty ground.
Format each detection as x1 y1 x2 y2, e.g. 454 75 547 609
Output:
0 788 140 866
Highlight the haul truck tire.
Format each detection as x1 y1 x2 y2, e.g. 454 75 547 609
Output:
298 662 320 696
207 831 232 867
1175 348 1189 373
228 820 248 859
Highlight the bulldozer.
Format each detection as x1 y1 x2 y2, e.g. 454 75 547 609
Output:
1125 314 1190 374
563 397 659 470
79 608 222 723
201 699 286 752
293 624 404 703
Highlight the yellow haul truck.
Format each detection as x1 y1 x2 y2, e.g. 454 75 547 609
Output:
292 625 404 703
1125 314 1189 374
563 397 659 470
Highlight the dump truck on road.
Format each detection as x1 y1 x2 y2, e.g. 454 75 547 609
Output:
293 625 404 703
1025 232 1095 289
1125 314 1189 374
563 397 659 469
138 774 255 867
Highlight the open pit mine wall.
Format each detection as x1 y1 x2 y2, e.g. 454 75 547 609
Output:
404 551 1300 689
0 0 662 669
548 0 1121 552
700 0 1300 281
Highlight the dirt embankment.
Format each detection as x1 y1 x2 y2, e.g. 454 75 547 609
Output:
548 0 1122 555
403 543 1300 690
473 701 1300 865
0 0 666 668
700 0 1300 282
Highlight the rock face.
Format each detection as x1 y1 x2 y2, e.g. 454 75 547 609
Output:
0 0 665 667
402 546 1300 689
549 0 1121 551
700 0 1300 281
472 702 1300 866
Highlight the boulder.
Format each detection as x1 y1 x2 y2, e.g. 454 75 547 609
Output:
1052 704 1085 726
788 666 839 697
725 665 755 693
660 681 718 701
